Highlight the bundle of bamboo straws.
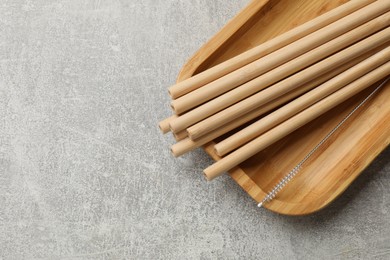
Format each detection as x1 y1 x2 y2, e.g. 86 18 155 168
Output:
159 0 390 181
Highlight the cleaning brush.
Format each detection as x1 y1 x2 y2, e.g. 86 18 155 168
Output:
258 76 390 208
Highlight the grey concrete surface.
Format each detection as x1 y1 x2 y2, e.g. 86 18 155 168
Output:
0 0 389 259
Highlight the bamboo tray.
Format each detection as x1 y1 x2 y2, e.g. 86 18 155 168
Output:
176 0 390 215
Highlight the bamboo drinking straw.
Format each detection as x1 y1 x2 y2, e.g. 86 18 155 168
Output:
159 115 177 134
172 88 308 157
173 131 188 141
204 62 390 181
186 26 390 140
170 12 390 134
214 47 390 156
170 0 390 114
167 0 375 99
170 45 379 157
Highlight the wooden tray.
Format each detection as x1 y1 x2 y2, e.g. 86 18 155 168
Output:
176 0 390 215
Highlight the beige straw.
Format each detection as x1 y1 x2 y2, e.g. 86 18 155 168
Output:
173 131 187 142
167 0 375 99
170 46 377 157
158 115 177 134
170 12 390 134
215 47 390 156
170 0 390 114
186 26 390 140
204 62 390 181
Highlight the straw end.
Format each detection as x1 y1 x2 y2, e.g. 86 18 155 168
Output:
158 123 169 134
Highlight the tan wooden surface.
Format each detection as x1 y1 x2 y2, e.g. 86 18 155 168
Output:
176 0 390 215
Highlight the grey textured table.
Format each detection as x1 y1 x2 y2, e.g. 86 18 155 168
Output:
1 1 389 259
